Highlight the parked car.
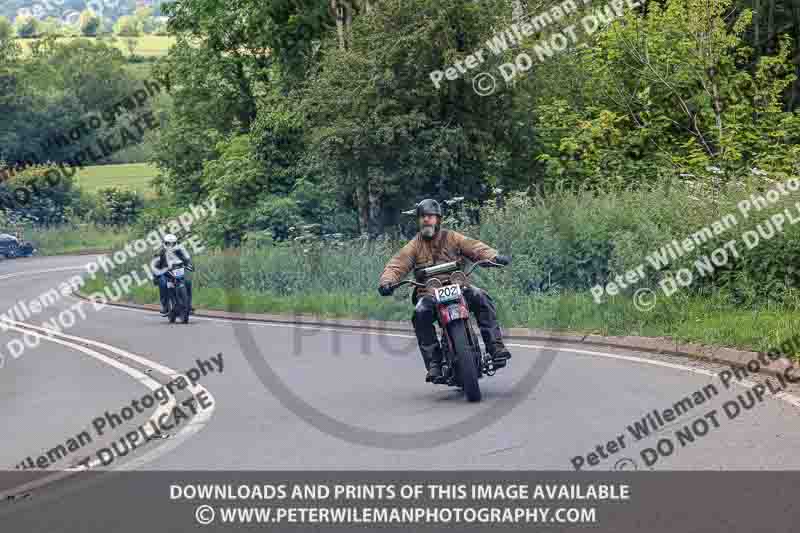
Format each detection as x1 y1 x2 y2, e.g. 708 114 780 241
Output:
0 233 36 258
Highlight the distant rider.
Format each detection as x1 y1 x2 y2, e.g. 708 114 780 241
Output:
151 233 194 316
378 199 511 382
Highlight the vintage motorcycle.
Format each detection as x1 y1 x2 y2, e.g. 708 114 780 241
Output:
164 262 193 324
387 258 508 402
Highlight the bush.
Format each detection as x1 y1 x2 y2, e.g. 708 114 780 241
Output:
114 16 141 37
0 16 15 41
78 10 100 37
0 164 83 226
15 16 39 38
91 187 145 227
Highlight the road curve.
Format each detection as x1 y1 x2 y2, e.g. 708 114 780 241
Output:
2 254 800 476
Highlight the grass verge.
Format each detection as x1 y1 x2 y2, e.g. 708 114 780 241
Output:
79 274 800 357
27 225 135 256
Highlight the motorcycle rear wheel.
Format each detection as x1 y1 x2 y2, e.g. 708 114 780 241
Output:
448 320 481 402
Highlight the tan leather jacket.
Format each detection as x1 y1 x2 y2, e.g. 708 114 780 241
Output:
379 229 497 296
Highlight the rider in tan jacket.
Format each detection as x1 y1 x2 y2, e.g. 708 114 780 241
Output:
378 199 511 382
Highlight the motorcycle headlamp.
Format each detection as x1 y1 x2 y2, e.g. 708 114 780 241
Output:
426 278 443 289
450 271 467 286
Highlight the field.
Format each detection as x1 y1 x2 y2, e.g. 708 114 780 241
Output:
74 163 159 198
17 34 175 57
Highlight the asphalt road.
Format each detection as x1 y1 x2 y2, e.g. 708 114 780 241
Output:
2 254 800 478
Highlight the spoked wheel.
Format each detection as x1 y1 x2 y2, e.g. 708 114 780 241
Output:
448 320 481 402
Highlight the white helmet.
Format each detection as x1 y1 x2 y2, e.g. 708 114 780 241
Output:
164 234 178 247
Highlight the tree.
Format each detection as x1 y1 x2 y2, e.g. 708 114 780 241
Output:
163 0 331 86
0 37 135 173
0 16 13 42
15 16 39 38
302 0 515 234
91 188 145 226
124 37 138 57
134 7 157 33
78 10 100 37
114 16 141 37
40 17 63 36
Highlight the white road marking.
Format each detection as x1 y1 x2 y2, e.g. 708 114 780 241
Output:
80 288 800 408
0 264 99 281
0 318 215 500
4 261 800 475
9 262 799 404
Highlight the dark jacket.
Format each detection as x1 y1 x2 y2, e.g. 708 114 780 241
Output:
152 245 193 271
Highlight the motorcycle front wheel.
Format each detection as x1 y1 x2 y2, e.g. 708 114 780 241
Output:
447 320 481 402
176 285 189 324
168 299 177 323
167 288 177 323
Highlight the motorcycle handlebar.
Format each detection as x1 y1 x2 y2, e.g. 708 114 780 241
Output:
464 259 504 276
168 263 193 272
389 279 426 291
390 259 506 292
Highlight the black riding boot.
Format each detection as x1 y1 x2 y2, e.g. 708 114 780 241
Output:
157 276 169 315
463 286 512 366
412 295 444 382
423 344 443 382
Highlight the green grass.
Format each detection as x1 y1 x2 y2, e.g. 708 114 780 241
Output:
123 35 176 57
80 245 800 358
27 224 136 256
74 163 158 198
17 35 175 57
56 175 800 357
81 279 412 323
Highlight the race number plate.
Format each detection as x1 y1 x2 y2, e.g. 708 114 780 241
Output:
435 284 462 303
172 267 185 277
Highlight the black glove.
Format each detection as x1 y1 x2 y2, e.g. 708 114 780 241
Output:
493 254 511 266
378 284 394 296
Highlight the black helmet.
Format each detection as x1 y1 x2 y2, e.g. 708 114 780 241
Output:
416 199 442 218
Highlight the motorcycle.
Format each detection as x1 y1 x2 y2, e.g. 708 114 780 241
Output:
388 258 508 402
164 262 193 324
